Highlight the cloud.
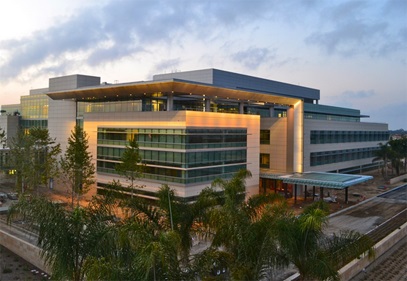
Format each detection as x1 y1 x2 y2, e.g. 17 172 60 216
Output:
0 0 405 84
305 0 407 58
231 47 272 69
341 90 376 99
0 0 277 82
150 58 182 75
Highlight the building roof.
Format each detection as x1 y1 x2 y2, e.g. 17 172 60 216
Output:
46 79 302 107
153 68 320 101
259 171 373 189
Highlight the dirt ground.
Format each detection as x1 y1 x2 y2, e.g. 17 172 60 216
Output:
0 169 405 281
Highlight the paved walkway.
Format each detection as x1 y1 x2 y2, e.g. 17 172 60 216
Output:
325 184 407 236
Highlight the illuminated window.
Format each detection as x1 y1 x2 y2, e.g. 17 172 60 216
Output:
260 153 270 168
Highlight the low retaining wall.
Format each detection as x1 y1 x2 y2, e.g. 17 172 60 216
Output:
338 221 407 281
389 174 407 185
0 229 48 273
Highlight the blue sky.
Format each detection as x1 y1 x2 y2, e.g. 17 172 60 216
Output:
0 0 406 129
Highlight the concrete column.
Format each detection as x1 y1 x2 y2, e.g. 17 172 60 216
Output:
313 186 316 201
269 105 275 117
166 93 173 111
287 101 304 173
304 185 308 201
294 184 297 204
239 102 245 114
205 99 211 112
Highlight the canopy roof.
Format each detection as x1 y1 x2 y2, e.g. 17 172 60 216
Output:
259 171 373 189
46 79 300 107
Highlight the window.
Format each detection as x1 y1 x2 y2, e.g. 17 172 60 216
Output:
260 130 270 144
260 153 270 168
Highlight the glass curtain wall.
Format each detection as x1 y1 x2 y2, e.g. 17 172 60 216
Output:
97 127 247 184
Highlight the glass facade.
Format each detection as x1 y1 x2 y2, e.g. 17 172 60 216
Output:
310 147 379 166
97 127 247 184
20 119 48 129
20 94 49 129
310 130 390 144
21 94 49 119
75 97 290 118
304 113 360 122
77 100 143 117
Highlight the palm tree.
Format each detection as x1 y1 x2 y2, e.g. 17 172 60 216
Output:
372 142 391 179
275 201 374 281
156 184 219 265
195 169 289 280
7 195 119 281
388 137 407 176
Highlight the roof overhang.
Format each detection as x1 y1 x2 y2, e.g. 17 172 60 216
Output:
46 80 301 107
260 171 373 189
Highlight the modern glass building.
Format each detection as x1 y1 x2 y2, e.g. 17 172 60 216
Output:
1 69 389 200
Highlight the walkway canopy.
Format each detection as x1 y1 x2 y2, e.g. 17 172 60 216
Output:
259 171 373 203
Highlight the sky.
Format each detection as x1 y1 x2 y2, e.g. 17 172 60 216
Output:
0 0 406 130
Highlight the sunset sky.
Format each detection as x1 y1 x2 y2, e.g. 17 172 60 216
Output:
0 0 406 129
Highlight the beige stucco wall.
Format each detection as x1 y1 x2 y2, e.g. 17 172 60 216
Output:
260 117 287 172
84 111 260 198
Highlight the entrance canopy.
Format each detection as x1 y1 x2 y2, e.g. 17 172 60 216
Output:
260 171 373 189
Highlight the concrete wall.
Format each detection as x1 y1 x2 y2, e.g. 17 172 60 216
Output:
389 174 407 184
48 99 77 153
338 221 407 281
0 229 48 273
49 74 100 92
0 115 19 147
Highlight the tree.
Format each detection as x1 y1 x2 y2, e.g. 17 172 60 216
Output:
399 136 407 173
388 137 407 176
0 127 6 148
373 137 407 178
156 184 219 265
372 142 391 179
115 137 144 198
85 184 186 281
60 125 95 207
9 128 61 194
275 201 374 281
195 169 289 280
28 127 61 193
84 182 219 281
0 127 7 172
7 195 120 281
